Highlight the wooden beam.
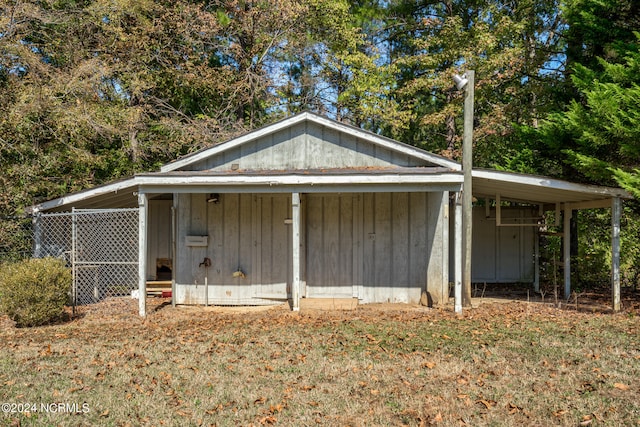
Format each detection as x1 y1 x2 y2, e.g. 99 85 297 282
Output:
612 197 621 312
567 199 615 210
563 206 572 300
140 183 463 195
291 192 301 311
138 192 148 317
138 172 464 187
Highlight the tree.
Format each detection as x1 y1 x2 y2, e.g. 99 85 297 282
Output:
352 0 565 170
519 2 640 290
0 0 313 219
535 35 640 195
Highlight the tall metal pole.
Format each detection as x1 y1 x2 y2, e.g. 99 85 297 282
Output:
462 70 474 307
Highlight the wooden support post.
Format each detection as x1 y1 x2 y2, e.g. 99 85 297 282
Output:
462 70 475 308
611 197 621 312
563 206 572 300
291 192 301 311
534 228 540 293
454 192 463 314
138 192 148 317
171 200 177 308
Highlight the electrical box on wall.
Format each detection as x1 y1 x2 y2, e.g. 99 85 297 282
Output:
185 235 208 247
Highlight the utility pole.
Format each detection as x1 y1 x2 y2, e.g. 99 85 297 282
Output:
453 70 474 308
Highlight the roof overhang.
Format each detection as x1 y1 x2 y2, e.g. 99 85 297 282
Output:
136 168 463 195
473 169 631 208
30 167 632 214
29 177 140 213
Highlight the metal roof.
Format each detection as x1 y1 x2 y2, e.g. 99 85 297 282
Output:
473 169 631 207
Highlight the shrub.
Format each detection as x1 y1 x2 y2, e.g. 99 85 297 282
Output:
0 257 71 327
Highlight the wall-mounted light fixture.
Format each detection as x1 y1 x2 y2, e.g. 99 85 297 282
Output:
207 193 220 204
453 73 469 90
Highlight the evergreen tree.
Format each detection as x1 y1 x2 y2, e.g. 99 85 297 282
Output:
537 35 640 196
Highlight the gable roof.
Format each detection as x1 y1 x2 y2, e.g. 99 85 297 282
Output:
28 113 632 213
160 112 461 172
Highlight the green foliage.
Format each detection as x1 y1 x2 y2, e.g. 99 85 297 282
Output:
562 0 640 72
532 33 640 191
356 0 565 166
0 258 71 327
574 206 640 289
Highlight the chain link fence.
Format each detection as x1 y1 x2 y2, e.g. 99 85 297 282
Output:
2 209 139 308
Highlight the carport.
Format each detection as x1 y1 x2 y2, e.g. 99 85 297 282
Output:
472 168 630 311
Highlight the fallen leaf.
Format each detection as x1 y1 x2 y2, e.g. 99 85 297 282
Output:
477 399 496 409
422 361 436 369
259 415 277 425
269 404 283 413
507 402 522 414
456 377 468 385
553 409 568 417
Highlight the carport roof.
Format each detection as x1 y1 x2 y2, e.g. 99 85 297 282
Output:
473 169 631 207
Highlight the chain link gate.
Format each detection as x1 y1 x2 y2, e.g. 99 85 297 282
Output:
34 208 139 307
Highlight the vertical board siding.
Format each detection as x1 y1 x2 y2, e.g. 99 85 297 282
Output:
392 193 410 286
359 192 431 304
174 193 291 305
185 121 434 171
324 196 340 287
467 207 536 283
305 193 442 303
409 193 428 286
374 193 392 289
255 194 291 298
176 191 442 305
305 194 356 297
339 196 354 286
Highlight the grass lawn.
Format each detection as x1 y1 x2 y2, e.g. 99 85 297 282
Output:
1 297 639 426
